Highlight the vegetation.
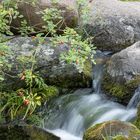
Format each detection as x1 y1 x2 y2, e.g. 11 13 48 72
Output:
0 0 95 124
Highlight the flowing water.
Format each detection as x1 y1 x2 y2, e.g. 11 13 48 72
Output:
127 86 140 109
44 51 138 140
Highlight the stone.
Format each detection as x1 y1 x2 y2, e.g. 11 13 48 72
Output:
1 0 140 51
2 37 92 90
0 0 78 34
83 120 140 140
86 0 140 51
107 41 140 81
102 41 140 104
0 125 60 140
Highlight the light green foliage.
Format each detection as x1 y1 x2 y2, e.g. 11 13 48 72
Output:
76 0 91 25
41 7 63 35
19 20 35 36
0 5 13 35
52 27 95 72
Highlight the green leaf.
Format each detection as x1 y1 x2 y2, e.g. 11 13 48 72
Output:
35 96 41 100
36 101 41 106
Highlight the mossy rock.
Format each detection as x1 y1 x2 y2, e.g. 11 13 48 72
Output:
134 105 140 130
83 120 140 140
102 73 140 104
0 125 60 140
2 37 92 91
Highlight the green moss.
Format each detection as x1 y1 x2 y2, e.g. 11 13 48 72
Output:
112 135 130 140
109 84 128 99
134 105 140 129
126 76 140 90
102 74 140 103
102 74 128 101
83 123 103 140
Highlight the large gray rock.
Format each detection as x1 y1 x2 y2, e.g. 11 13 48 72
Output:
0 125 60 140
102 41 140 104
2 37 92 90
87 0 140 51
107 41 140 82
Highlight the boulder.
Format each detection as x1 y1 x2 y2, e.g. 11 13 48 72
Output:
0 125 60 140
86 0 140 51
2 37 92 90
83 120 140 140
0 0 78 33
107 41 140 81
102 41 140 104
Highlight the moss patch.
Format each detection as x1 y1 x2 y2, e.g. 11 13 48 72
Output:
102 74 129 103
134 105 140 130
102 74 140 104
112 135 129 140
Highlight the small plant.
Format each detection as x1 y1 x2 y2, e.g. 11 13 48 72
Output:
52 27 95 72
0 47 58 121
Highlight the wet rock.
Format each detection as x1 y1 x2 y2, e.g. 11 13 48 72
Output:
83 120 140 140
0 125 60 140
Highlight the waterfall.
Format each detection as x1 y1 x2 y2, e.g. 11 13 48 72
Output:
44 51 137 140
127 86 140 109
92 50 108 93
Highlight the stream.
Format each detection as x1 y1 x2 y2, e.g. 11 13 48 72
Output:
44 51 139 140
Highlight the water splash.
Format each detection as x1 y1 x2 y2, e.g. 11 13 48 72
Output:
44 51 137 140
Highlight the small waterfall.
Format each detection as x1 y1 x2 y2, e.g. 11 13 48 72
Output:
92 50 107 93
92 62 104 93
44 51 137 140
127 86 140 109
